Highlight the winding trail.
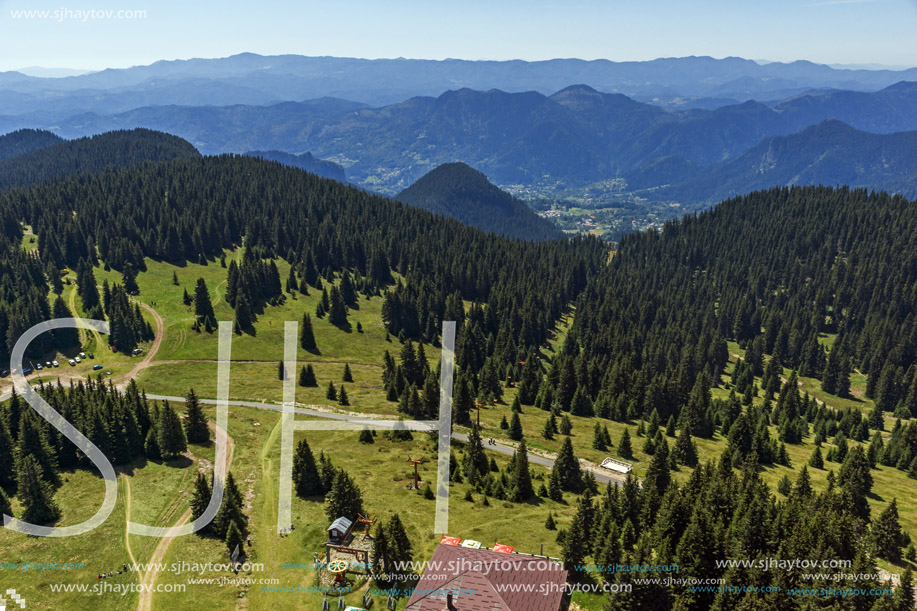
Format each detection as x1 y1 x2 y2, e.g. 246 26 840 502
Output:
136 420 236 611
122 474 139 569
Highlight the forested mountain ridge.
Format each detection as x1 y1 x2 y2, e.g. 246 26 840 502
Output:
396 162 562 241
2 129 917 609
0 129 63 161
567 185 917 432
0 128 200 191
0 153 605 362
244 150 345 182
636 121 917 202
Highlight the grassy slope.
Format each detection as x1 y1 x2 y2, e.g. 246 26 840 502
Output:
4 251 915 610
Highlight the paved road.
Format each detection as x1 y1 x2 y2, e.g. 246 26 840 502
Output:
147 394 624 486
452 432 623 487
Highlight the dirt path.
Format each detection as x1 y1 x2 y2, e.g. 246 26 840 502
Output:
68 285 105 352
136 420 235 611
114 301 166 386
122 474 139 569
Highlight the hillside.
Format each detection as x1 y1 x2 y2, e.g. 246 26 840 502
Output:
396 162 562 241
1 138 917 610
245 150 345 182
0 128 200 191
645 120 917 202
26 82 917 201
0 128 63 161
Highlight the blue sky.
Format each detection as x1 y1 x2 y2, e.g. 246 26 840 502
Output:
0 0 915 71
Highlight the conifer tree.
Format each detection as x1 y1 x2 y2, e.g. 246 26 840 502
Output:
17 455 60 524
158 404 188 458
545 512 556 530
325 468 364 521
300 312 317 351
326 381 337 401
553 437 583 492
213 472 246 539
183 389 210 444
562 496 590 577
453 374 473 426
673 428 698 466
225 520 244 556
0 418 14 487
339 385 350 406
872 498 904 562
144 428 161 460
234 293 253 331
359 428 374 444
462 425 489 485
0 486 10 518
343 363 353 382
618 428 633 459
543 416 556 440
299 364 317 387
328 285 348 326
838 445 873 520
510 440 534 502
193 278 216 327
292 438 323 497
190 471 212 524
508 412 523 441
593 422 608 451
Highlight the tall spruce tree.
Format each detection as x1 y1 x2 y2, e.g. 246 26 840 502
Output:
510 440 534 502
183 389 210 444
158 404 188 458
17 455 60 524
292 438 323 497
300 312 317 351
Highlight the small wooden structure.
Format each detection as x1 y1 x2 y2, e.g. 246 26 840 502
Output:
407 456 424 490
327 516 354 545
356 513 376 540
324 544 370 565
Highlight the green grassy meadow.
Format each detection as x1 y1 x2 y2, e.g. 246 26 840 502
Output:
2 252 916 610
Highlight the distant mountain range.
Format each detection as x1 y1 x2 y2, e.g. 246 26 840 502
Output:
396 163 562 241
2 53 917 115
3 54 917 211
24 81 917 198
638 121 917 202
244 150 345 182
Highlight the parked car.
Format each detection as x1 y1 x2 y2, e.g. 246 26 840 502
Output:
132 348 143 356
45 361 52 368
74 357 81 363
88 353 94 359
35 364 43 370
1 369 9 378
79 352 87 359
68 360 76 366
22 367 32 375
93 364 103 371
52 360 59 367
110 345 118 353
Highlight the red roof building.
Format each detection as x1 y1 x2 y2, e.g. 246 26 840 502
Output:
405 543 568 611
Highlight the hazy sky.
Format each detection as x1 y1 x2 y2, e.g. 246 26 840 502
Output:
1 0 915 72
